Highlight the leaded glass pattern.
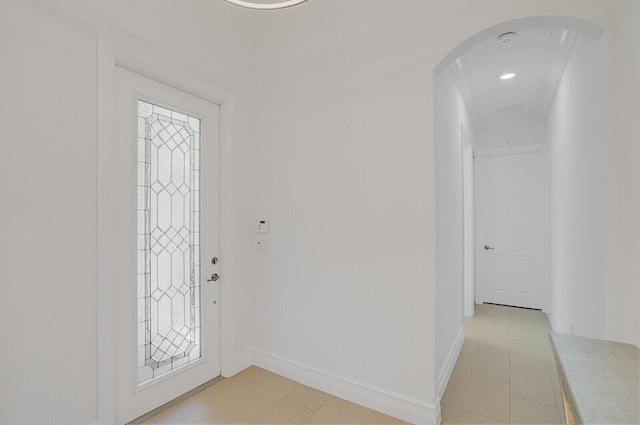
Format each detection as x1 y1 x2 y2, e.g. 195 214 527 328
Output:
137 100 201 385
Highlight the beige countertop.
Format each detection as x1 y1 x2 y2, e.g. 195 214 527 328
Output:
549 332 639 425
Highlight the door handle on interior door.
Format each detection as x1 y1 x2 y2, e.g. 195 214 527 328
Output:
484 245 495 250
207 273 220 282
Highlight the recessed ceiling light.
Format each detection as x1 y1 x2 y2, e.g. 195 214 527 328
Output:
500 73 517 80
223 0 308 9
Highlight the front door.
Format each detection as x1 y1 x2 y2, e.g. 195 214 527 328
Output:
114 66 221 424
475 146 548 310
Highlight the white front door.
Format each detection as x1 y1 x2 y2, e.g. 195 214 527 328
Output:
115 66 221 424
475 146 548 310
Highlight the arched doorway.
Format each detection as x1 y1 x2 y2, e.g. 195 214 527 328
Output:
434 15 606 423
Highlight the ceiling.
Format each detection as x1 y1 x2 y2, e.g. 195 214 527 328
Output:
450 27 577 133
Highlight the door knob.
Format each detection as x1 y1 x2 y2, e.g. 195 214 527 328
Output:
207 273 220 282
484 245 495 250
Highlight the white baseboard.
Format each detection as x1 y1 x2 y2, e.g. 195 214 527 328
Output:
238 347 438 425
230 347 256 377
546 308 563 333
436 326 465 402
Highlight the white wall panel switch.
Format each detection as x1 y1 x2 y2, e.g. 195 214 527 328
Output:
257 220 269 234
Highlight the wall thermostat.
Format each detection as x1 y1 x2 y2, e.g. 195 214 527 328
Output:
257 220 269 234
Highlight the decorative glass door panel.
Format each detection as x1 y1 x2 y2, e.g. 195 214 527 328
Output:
137 101 202 384
115 66 220 424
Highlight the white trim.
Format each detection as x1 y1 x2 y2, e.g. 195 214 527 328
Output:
546 309 564 333
436 326 465 402
461 123 475 319
434 16 603 76
474 144 547 158
218 89 238 379
223 0 308 10
234 348 257 374
97 42 238 424
240 348 438 425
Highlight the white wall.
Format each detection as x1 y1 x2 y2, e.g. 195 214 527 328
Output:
434 68 474 396
603 0 640 347
0 1 256 424
245 2 623 423
249 29 438 411
1 1 637 425
0 3 97 424
547 33 606 337
476 119 547 150
548 3 640 347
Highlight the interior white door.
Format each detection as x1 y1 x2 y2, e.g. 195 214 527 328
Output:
114 66 221 424
475 146 548 310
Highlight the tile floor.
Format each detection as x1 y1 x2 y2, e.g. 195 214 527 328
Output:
441 304 564 424
141 303 562 425
140 365 407 425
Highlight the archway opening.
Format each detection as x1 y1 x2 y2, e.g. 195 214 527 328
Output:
433 15 606 414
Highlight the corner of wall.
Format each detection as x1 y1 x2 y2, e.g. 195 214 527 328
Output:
238 348 439 425
546 309 564 334
231 348 257 377
436 326 465 402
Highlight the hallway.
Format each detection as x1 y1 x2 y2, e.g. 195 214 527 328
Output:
441 304 563 424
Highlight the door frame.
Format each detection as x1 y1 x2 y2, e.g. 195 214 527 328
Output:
461 124 475 318
97 42 238 424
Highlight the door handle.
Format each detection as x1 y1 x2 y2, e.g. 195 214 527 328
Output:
484 245 495 250
207 273 220 282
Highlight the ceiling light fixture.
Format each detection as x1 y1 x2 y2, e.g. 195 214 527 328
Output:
500 73 517 80
223 0 308 10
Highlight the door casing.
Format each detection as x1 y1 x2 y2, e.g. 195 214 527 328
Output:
461 124 475 318
115 66 222 422
97 43 238 425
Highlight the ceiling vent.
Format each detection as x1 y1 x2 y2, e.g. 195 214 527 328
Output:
498 32 517 45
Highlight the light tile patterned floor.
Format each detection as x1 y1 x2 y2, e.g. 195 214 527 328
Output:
141 303 561 425
441 304 564 425
140 365 407 425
